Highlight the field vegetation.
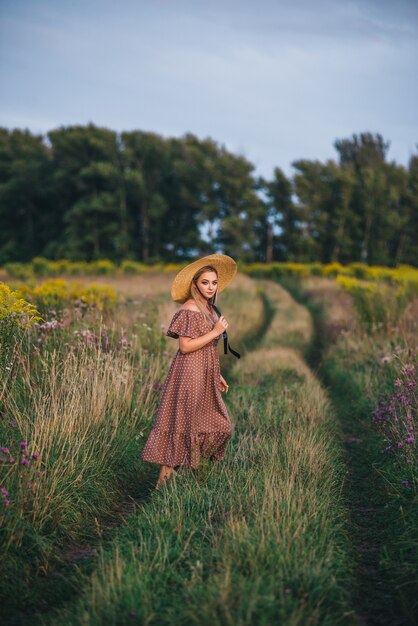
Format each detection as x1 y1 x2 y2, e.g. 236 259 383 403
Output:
0 262 416 625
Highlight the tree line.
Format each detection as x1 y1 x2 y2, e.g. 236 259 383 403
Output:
0 124 416 266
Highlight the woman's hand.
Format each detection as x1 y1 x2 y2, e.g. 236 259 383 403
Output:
213 315 228 337
219 374 229 393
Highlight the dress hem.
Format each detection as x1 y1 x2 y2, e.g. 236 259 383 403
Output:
140 428 231 469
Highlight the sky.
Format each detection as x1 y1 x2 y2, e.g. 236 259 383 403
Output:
0 0 417 178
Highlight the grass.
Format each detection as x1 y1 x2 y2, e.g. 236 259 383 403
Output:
0 279 265 623
40 280 356 626
3 270 414 625
280 276 418 626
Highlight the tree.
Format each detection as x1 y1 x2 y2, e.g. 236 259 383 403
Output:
334 132 390 168
47 124 124 260
122 131 171 262
0 128 53 263
403 151 418 265
264 167 298 261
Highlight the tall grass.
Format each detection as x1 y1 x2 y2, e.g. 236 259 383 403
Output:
0 274 265 618
255 280 313 353
0 299 167 609
297 276 418 623
44 280 355 626
48 375 353 626
336 275 413 333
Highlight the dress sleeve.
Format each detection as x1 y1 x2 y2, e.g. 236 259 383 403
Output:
166 309 203 339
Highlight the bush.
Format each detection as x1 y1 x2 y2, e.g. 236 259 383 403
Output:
15 279 118 315
88 260 117 275
336 276 409 333
3 263 35 281
120 260 148 274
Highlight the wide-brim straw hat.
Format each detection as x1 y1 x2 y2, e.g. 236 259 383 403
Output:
171 254 237 303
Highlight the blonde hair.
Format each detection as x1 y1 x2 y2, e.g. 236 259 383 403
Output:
189 265 219 329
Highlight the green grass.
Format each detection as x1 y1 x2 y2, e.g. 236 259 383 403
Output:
45 356 355 626
321 347 418 626
0 298 166 617
7 275 406 625
280 276 418 626
40 282 356 626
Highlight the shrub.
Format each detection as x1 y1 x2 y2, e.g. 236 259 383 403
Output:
3 263 34 281
336 276 409 333
15 279 117 315
120 260 148 274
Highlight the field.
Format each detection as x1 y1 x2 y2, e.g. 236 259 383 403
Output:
0 262 417 626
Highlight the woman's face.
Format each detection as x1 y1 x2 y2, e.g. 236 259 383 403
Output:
196 271 218 299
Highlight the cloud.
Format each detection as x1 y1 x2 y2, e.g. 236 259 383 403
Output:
0 0 416 178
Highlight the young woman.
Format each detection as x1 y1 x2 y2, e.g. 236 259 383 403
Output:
140 253 239 489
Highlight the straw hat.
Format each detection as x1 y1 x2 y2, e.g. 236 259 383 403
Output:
171 254 237 303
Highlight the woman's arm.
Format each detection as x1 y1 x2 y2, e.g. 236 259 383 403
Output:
179 329 218 354
179 315 228 354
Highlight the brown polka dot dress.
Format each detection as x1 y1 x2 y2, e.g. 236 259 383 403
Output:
140 308 232 468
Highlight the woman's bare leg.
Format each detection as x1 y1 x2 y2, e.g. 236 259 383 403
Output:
156 465 174 489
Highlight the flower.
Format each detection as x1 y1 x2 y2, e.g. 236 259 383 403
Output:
31 452 40 459
20 441 27 449
1 446 9 454
21 458 30 466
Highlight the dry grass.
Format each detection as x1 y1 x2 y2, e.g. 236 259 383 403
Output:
256 279 313 351
2 334 165 546
45 276 353 626
233 345 314 382
2 267 414 623
304 277 356 328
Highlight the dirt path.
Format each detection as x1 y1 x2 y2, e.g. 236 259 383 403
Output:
293 284 413 626
323 374 409 626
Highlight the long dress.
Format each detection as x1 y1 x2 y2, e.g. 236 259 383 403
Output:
140 308 233 468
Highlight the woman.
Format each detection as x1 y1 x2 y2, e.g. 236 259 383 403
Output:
140 253 239 489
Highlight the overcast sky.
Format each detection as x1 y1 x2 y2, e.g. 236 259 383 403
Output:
0 0 417 178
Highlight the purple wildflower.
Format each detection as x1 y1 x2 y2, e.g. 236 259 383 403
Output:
1 446 9 454
20 441 27 449
21 458 30 466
